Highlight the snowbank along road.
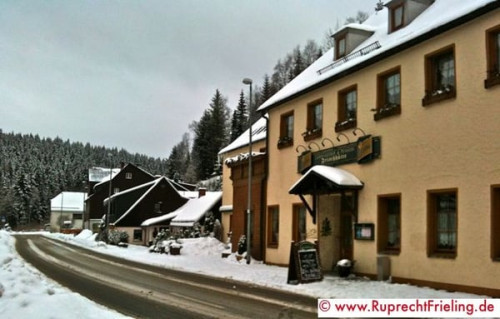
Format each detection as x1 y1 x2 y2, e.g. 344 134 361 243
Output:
14 235 317 319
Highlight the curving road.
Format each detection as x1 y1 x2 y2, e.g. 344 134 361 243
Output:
14 235 317 319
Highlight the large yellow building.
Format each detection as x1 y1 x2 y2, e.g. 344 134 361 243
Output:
221 0 500 296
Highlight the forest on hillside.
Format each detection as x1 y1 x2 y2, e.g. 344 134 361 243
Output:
0 130 167 228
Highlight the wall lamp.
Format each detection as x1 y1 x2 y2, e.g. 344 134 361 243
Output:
352 128 366 137
321 138 335 147
295 145 308 153
308 142 320 151
336 133 350 144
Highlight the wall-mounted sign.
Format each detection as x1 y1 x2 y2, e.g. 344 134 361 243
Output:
354 223 375 240
297 151 312 173
357 135 381 164
297 135 381 173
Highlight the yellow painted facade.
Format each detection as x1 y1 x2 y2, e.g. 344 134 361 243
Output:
262 6 500 294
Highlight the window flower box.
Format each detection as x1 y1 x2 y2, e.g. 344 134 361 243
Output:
302 128 322 141
485 67 500 89
422 85 456 106
335 118 357 132
373 103 401 121
277 136 293 149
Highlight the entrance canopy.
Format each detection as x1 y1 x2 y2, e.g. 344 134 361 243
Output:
289 165 363 195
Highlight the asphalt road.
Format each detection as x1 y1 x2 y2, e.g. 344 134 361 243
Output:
14 235 317 319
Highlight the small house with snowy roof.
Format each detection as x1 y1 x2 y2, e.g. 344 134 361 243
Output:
49 191 87 232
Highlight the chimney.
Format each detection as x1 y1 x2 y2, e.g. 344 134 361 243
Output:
120 162 125 170
198 187 207 198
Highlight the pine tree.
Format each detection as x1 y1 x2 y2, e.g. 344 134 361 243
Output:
230 90 248 142
191 90 230 181
167 133 191 181
260 74 274 105
191 110 214 180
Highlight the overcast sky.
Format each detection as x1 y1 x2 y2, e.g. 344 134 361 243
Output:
0 0 369 158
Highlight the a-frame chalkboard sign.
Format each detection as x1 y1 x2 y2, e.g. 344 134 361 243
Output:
287 241 323 285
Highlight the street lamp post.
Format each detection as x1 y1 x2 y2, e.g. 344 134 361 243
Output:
59 191 64 232
106 154 113 243
242 77 253 264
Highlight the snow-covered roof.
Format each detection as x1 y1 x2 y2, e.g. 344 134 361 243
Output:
332 22 376 36
224 152 266 165
219 205 233 212
218 117 267 155
106 179 158 202
113 177 176 225
177 191 201 199
258 0 497 112
289 165 363 195
50 192 87 212
88 167 121 183
170 192 222 227
141 211 179 227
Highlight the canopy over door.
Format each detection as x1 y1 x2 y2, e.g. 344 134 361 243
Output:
289 165 363 224
289 165 363 195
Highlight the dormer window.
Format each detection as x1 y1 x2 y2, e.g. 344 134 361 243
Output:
336 36 346 59
392 4 404 31
332 27 375 61
386 0 434 33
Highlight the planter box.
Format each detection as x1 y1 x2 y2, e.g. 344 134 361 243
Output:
170 246 181 255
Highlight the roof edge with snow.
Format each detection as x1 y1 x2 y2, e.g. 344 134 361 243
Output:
258 1 499 114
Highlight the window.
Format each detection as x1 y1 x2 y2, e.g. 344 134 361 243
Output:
336 85 357 132
292 204 307 242
391 4 404 32
154 201 162 213
125 172 133 179
133 229 142 242
377 195 401 254
303 100 322 141
427 189 457 258
278 112 294 149
485 25 500 88
113 187 120 194
336 35 346 59
73 214 83 220
267 206 279 247
423 45 456 106
491 186 500 260
375 67 401 121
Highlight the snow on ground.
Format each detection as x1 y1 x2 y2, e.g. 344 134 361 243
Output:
0 230 132 319
0 229 487 318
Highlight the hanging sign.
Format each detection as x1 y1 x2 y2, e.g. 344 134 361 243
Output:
297 151 312 173
297 136 381 173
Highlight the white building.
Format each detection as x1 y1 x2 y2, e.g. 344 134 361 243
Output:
50 192 87 232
